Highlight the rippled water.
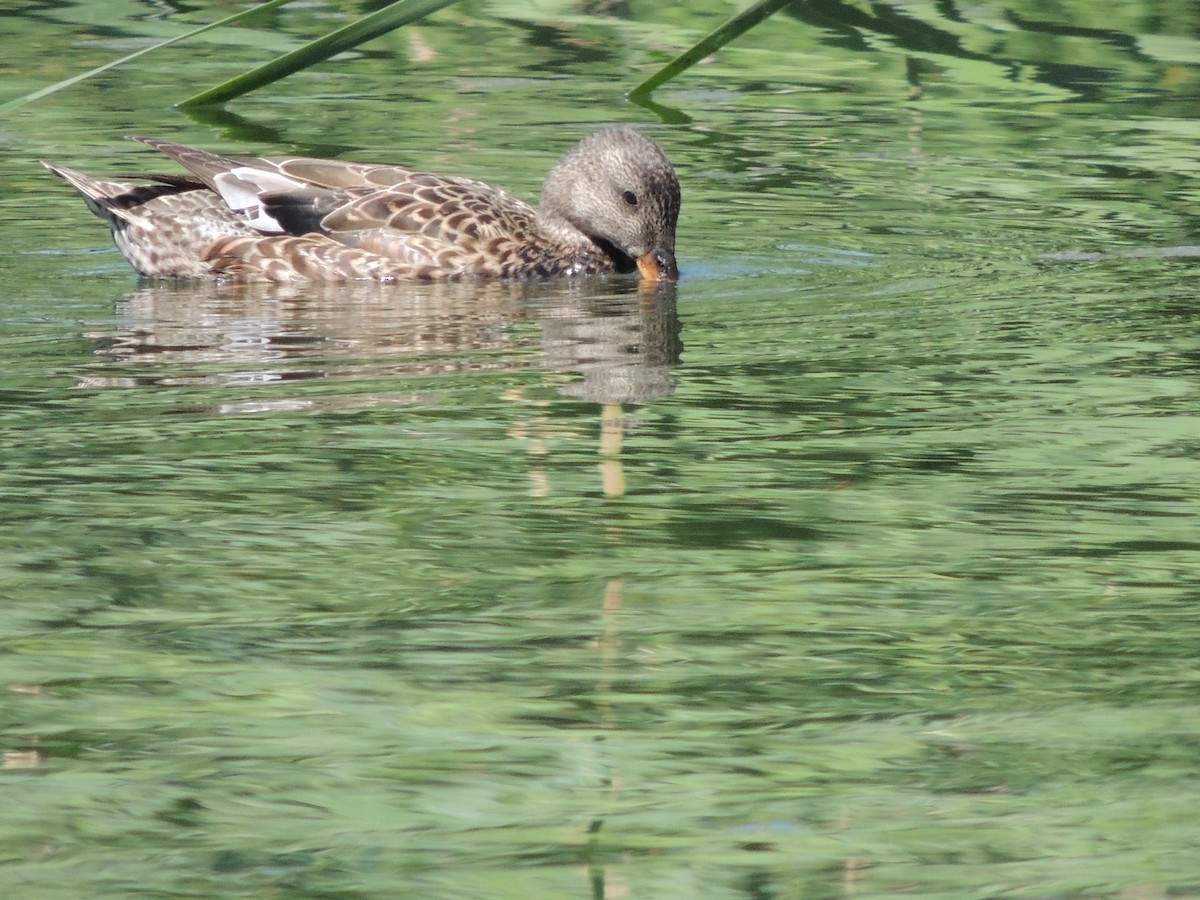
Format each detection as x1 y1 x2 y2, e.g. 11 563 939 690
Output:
4 1 1200 896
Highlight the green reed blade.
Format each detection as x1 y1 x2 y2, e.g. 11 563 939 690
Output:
178 0 463 108
0 0 297 116
628 0 796 98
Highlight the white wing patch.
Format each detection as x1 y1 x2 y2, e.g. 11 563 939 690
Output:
213 167 307 233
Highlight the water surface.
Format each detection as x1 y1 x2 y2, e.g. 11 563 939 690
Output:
3 2 1200 896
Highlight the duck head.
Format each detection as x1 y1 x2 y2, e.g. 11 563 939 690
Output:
538 128 681 283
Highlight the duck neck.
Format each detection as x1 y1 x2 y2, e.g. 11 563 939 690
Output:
533 211 610 273
535 209 589 248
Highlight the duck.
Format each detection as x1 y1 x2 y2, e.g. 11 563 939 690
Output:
43 128 680 284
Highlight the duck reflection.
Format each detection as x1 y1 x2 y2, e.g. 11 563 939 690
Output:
81 280 535 388
539 290 680 406
80 279 680 492
83 281 678 387
536 291 681 495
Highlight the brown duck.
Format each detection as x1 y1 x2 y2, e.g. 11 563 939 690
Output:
44 128 680 284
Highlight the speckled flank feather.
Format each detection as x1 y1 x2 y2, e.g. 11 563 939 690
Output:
41 163 259 278
43 129 680 284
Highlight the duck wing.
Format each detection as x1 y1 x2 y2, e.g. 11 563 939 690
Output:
132 137 546 277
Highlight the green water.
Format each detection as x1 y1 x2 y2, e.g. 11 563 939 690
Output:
4 1 1200 897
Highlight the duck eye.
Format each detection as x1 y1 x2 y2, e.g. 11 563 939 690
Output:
621 190 638 207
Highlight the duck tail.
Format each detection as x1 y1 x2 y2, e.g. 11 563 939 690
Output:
42 161 199 225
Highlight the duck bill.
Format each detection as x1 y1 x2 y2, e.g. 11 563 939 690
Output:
636 248 679 283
